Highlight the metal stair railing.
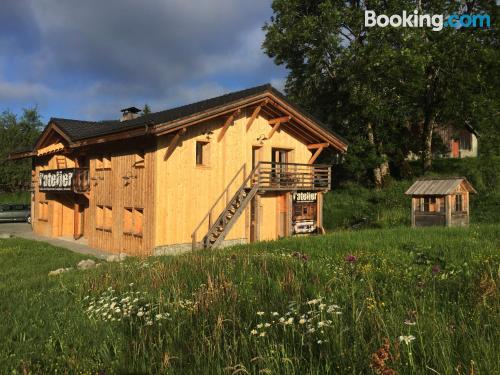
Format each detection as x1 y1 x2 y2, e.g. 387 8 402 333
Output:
202 166 261 249
191 164 247 249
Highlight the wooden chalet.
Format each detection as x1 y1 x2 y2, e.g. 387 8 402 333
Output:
405 177 477 227
10 84 348 255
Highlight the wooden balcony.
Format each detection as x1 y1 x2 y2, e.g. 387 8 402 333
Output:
73 168 90 193
254 162 331 191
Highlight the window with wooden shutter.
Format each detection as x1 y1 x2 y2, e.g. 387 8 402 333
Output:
123 207 144 237
38 201 48 221
96 205 104 229
103 156 112 170
134 150 145 168
96 155 112 170
134 208 143 236
103 206 112 231
123 208 133 233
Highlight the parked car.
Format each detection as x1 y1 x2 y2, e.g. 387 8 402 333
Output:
0 204 31 223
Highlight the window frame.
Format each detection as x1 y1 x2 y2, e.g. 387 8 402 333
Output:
454 194 463 212
195 141 210 167
96 205 112 232
134 150 145 168
38 201 48 221
123 207 144 237
96 155 112 171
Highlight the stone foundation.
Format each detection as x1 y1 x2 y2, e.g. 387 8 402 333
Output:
153 238 248 256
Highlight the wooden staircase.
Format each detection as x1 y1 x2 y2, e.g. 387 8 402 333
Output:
203 182 259 249
191 162 332 250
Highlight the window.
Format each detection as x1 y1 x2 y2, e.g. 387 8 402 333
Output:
123 208 133 233
454 194 463 212
420 197 437 212
134 150 145 168
96 205 103 229
271 148 290 177
96 155 112 170
123 207 144 236
38 201 48 221
104 206 112 231
438 197 445 213
96 205 112 231
459 132 472 151
195 141 209 166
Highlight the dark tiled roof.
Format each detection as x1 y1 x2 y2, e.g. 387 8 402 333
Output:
48 84 346 144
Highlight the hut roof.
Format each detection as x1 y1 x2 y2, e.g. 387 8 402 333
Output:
405 177 477 196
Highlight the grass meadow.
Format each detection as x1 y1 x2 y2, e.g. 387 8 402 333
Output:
0 224 498 374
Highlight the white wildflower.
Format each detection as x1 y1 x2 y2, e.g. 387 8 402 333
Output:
399 335 416 345
264 323 271 328
299 318 306 325
279 317 285 323
272 312 279 316
257 323 263 329
137 311 144 317
251 329 258 335
259 332 266 337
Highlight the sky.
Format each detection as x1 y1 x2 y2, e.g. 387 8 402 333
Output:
0 0 287 123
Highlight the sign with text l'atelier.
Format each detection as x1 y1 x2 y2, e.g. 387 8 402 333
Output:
39 169 75 192
292 191 318 203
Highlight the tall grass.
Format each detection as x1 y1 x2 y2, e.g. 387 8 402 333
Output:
0 225 498 374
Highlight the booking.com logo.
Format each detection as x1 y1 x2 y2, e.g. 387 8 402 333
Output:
365 10 491 31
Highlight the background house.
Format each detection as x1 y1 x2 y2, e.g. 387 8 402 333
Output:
434 123 479 158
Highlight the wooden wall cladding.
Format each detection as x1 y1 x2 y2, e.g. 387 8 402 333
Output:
87 141 155 255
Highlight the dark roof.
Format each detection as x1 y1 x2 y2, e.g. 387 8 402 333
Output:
47 84 346 145
405 177 477 195
120 106 141 113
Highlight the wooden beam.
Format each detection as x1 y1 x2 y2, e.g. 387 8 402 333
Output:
217 109 241 142
267 122 281 139
73 202 80 240
163 128 186 161
307 142 329 149
268 115 291 125
308 146 324 164
246 100 268 131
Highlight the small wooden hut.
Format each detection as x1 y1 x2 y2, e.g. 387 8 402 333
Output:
405 177 477 227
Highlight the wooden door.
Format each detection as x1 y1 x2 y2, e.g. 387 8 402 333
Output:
277 194 287 238
451 139 460 158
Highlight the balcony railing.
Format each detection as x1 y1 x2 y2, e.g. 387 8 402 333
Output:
254 162 331 191
73 168 90 193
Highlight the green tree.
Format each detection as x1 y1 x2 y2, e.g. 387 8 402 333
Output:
263 0 499 183
0 108 43 192
142 104 152 115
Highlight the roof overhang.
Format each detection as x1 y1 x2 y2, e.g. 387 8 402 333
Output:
10 87 348 157
148 91 348 153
